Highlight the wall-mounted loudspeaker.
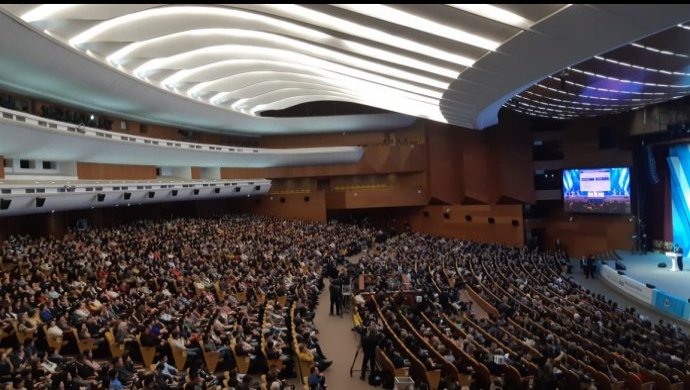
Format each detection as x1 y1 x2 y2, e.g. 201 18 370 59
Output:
124 192 131 200
443 210 450 219
422 211 429 217
235 187 241 192
97 193 105 202
193 189 200 195
488 217 495 224
254 185 261 191
36 197 46 208
148 191 155 199
280 197 286 203
214 188 220 194
465 215 472 222
511 219 519 227
645 283 656 289
171 190 178 196
304 196 310 202
0 199 10 210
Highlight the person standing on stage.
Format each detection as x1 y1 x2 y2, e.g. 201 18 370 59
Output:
585 254 595 279
675 244 684 271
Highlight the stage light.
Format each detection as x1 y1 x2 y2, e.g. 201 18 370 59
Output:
193 189 200 195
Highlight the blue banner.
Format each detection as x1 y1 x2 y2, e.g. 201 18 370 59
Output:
652 290 690 320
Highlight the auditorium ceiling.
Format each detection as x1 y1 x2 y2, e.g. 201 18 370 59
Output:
0 5 690 134
505 23 690 120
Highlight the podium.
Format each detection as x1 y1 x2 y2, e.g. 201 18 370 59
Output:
665 252 679 272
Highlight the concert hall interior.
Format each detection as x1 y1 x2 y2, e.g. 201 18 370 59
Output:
2 4 690 390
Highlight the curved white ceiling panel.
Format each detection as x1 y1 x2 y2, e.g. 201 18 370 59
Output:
0 108 364 168
1 4 689 133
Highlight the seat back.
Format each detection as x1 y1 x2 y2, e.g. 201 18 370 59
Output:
168 338 188 371
202 348 221 373
136 335 157 368
44 326 64 354
72 329 96 354
230 340 251 374
105 330 126 358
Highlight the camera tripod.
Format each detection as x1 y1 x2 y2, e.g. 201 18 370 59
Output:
349 345 362 377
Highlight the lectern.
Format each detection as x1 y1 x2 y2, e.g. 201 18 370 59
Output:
665 251 679 272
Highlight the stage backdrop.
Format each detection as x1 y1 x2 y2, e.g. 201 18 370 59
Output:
668 144 690 255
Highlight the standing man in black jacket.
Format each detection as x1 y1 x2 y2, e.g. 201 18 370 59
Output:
360 326 379 381
329 281 341 316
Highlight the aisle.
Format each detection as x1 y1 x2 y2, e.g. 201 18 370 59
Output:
313 278 374 389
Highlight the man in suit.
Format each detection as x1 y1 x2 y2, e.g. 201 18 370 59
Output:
675 244 684 271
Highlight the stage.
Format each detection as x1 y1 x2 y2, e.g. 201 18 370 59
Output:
607 251 690 300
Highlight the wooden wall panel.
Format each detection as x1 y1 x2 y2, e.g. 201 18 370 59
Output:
325 187 428 209
259 122 425 148
0 156 4 179
403 205 524 247
222 144 426 179
191 167 202 180
488 123 535 203
425 124 464 204
230 191 327 223
77 162 157 180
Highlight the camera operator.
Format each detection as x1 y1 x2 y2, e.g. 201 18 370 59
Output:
359 325 380 381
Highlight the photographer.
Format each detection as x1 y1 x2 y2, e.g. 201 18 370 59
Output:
359 325 379 381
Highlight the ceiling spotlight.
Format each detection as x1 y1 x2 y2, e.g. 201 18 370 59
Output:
89 114 95 120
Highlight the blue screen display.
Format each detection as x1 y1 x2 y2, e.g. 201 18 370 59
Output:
563 167 631 214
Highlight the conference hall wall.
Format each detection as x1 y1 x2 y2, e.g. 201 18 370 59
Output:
506 109 637 257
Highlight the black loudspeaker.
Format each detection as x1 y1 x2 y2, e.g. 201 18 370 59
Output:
280 197 286 203
617 270 625 275
193 189 200 195
0 199 10 210
254 185 261 191
465 215 472 222
658 262 667 268
646 145 661 185
214 188 220 194
443 211 450 219
36 197 46 208
488 217 495 224
422 211 429 217
124 192 132 200
511 219 519 227
97 193 105 202
235 187 241 192
304 196 310 202
171 190 178 196
615 261 626 270
598 126 616 149
646 283 656 289
148 191 155 199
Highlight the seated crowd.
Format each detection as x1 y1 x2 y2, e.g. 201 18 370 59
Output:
348 233 690 390
0 215 370 389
